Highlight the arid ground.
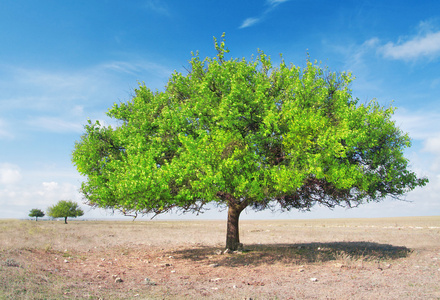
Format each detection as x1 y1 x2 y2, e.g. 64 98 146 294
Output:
1 216 439 299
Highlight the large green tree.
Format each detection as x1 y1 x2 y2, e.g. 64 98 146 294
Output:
47 200 84 224
72 37 427 250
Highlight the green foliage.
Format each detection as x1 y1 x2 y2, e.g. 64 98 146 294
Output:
72 36 428 219
28 209 44 221
47 200 84 223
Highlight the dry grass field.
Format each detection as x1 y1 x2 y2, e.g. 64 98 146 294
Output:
1 216 439 299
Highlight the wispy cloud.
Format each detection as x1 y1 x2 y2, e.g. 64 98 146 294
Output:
339 22 440 66
393 108 440 172
0 66 100 112
143 0 170 16
423 136 440 154
380 30 440 61
267 0 290 6
239 0 290 29
26 116 84 133
393 109 440 140
0 58 172 136
0 119 14 139
0 163 22 185
101 60 172 78
0 59 171 111
240 18 261 29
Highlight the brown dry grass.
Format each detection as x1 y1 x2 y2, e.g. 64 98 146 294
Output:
1 216 439 299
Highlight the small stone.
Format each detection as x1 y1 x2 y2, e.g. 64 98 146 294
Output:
144 278 157 285
310 278 318 282
210 278 222 282
209 263 220 268
224 249 231 254
171 270 176 273
115 277 123 283
64 259 69 263
214 249 223 255
298 268 305 272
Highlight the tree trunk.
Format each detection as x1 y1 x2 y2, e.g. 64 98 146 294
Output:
64 217 68 224
225 204 245 251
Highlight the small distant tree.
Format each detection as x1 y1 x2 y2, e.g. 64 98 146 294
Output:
47 200 84 224
29 208 45 221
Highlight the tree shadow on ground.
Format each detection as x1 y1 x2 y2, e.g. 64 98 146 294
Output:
169 242 411 267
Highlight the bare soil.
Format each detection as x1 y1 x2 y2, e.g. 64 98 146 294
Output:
1 216 439 299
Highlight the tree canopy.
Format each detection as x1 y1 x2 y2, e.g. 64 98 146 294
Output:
29 208 45 221
47 200 84 224
72 36 428 250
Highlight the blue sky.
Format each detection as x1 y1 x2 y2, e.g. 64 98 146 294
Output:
1 0 439 220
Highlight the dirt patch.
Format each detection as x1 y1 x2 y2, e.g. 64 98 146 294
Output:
1 217 439 299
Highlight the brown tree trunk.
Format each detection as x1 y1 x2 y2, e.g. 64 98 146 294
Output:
225 203 245 251
64 217 68 224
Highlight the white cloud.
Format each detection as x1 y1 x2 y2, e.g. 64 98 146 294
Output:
239 18 261 29
239 0 290 29
26 116 84 133
42 181 59 192
393 109 440 140
0 163 22 185
0 179 83 218
421 136 440 172
423 136 440 153
380 31 440 61
392 108 440 178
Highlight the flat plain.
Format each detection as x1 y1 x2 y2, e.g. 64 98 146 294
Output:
1 216 439 299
